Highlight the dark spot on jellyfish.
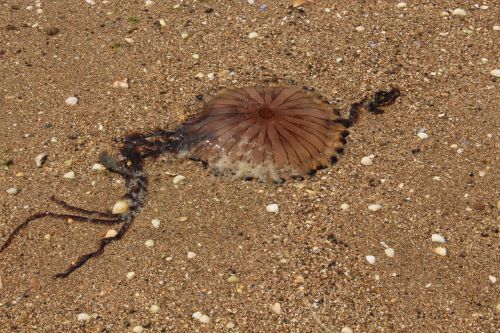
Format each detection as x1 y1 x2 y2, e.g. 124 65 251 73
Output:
0 86 400 278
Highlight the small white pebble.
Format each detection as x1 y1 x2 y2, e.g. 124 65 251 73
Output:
35 153 48 167
192 53 200 59
207 72 215 80
144 239 155 248
434 246 447 256
126 271 136 280
248 32 258 39
271 302 282 314
226 322 236 329
151 219 161 228
112 200 130 214
65 96 78 106
112 78 129 89
266 203 279 214
451 8 466 16
187 251 197 259
104 229 117 238
199 315 210 323
172 175 186 184
490 69 500 78
340 203 350 210
366 255 376 265
489 276 497 284
77 313 91 321
63 171 76 179
181 32 189 39
192 312 203 320
417 132 429 140
493 25 500 31
85 0 95 4
341 327 353 333
144 0 154 6
132 326 144 333
6 187 18 195
149 304 160 313
431 234 446 243
355 26 365 32
91 163 105 171
158 18 166 27
396 2 407 9
368 204 381 212
360 156 373 166
385 248 395 258
36 8 43 14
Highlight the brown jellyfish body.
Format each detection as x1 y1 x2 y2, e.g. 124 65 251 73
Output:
181 86 349 182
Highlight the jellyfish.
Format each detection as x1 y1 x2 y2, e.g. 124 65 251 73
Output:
0 86 400 278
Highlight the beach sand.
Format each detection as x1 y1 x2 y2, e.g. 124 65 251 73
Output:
0 1 498 332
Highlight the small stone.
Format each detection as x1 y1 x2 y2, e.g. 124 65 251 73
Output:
417 132 429 140
65 96 78 106
489 276 497 284
360 156 373 166
266 203 279 214
490 69 500 78
158 18 166 26
192 53 200 59
6 187 18 195
494 25 500 31
44 234 51 240
112 200 130 214
340 203 350 210
227 275 239 283
192 312 202 320
177 216 188 222
77 313 91 321
385 248 395 258
294 275 305 284
92 163 105 171
132 326 144 333
187 251 197 259
434 247 447 256
149 304 160 313
368 204 381 212
151 219 161 228
366 255 376 265
248 32 258 39
341 327 353 333
355 26 365 32
144 239 155 248
207 72 215 80
226 322 236 329
271 302 282 314
144 0 154 6
172 175 186 184
126 271 136 280
396 2 407 9
451 8 466 16
431 234 446 243
199 315 210 323
112 78 129 89
35 153 48 167
181 32 189 39
104 229 117 238
63 171 76 179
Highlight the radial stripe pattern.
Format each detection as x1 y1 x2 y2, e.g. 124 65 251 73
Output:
181 86 348 181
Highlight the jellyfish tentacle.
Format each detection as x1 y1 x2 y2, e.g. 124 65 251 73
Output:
345 88 401 127
50 196 117 218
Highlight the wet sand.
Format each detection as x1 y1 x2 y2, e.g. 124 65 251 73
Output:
0 1 498 332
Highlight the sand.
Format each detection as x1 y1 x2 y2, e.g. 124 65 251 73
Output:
0 1 498 332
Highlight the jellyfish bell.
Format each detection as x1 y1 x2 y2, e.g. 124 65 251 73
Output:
180 86 349 182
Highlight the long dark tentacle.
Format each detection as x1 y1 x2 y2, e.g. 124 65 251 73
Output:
53 130 182 278
50 196 117 218
0 212 123 253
